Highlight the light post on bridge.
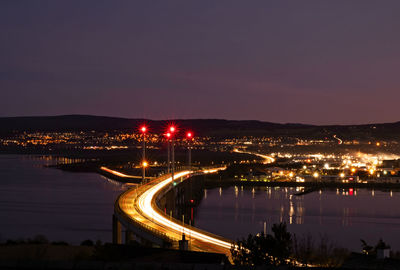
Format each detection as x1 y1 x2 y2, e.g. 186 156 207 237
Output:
168 125 176 184
186 131 195 227
140 125 147 183
186 131 193 171
165 132 171 173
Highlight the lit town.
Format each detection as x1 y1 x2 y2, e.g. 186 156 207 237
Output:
1 2 400 270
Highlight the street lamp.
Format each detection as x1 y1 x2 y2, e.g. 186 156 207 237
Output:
140 125 147 182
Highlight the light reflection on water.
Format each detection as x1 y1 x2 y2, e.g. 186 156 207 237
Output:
196 185 400 251
0 155 127 244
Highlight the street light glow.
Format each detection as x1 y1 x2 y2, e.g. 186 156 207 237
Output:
142 161 148 168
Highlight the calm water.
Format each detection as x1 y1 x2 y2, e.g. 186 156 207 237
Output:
3 156 400 252
196 186 400 252
0 155 127 244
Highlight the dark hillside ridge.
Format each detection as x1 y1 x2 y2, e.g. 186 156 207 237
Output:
1 115 400 139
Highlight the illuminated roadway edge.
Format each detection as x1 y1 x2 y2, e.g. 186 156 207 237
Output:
115 167 234 256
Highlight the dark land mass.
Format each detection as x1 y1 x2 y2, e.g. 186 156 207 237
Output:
2 114 400 140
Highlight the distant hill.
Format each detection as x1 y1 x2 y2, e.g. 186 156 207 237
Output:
1 115 400 140
0 115 310 135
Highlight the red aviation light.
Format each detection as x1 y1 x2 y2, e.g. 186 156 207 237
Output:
140 125 147 133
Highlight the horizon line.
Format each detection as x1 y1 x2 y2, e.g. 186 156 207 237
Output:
0 113 398 127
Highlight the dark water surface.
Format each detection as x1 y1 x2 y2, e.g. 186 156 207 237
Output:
2 155 400 252
0 155 127 244
196 186 400 252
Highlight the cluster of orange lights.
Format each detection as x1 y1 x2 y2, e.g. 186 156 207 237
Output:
139 124 193 139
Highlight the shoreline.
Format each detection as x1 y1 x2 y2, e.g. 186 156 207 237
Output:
204 179 400 190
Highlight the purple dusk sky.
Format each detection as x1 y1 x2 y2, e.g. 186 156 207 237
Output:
1 1 400 125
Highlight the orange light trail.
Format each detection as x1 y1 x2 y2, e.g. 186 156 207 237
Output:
100 166 140 178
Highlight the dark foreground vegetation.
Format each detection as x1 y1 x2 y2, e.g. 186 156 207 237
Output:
231 223 348 267
230 223 400 269
2 233 400 269
0 235 229 269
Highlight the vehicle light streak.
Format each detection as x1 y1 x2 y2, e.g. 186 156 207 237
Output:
333 134 343 145
117 166 308 266
101 166 137 178
233 148 275 163
137 170 233 250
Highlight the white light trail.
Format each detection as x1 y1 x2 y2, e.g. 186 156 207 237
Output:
233 148 275 163
101 166 137 178
137 170 233 250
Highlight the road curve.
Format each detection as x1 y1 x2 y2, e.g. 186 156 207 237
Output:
116 168 233 256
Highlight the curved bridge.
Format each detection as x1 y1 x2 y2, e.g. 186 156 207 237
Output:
113 168 233 256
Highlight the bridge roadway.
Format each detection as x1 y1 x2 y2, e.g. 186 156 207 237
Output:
114 168 233 256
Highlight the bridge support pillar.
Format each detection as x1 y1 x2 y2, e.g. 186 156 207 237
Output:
112 214 122 244
125 229 135 244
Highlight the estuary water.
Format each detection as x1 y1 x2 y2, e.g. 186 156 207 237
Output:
2 155 400 252
195 186 400 252
0 155 127 244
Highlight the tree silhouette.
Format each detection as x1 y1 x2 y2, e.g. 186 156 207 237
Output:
270 222 292 265
230 222 292 266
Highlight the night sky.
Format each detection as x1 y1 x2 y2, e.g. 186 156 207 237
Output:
1 1 400 124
